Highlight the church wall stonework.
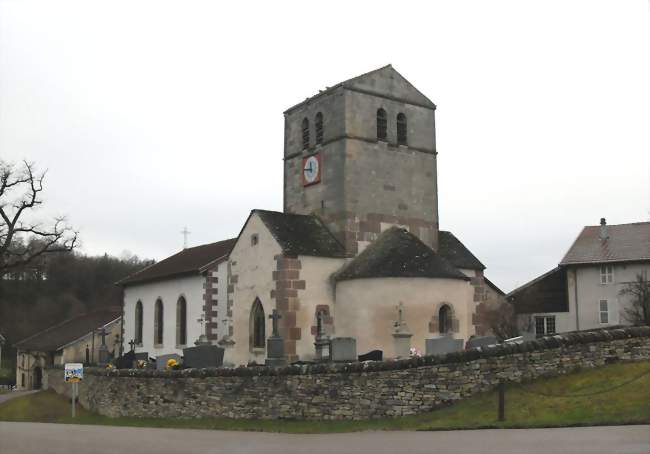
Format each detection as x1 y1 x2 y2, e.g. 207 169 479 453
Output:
335 277 475 356
44 327 650 420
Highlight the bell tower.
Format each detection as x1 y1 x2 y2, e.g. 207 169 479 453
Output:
283 65 439 256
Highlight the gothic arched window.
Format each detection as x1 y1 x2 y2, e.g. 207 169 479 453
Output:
250 299 265 349
176 296 187 346
397 113 407 145
302 118 310 150
439 304 452 334
315 112 324 145
377 108 387 141
135 300 143 345
154 298 164 345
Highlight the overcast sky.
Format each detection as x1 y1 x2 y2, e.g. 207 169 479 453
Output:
0 0 648 292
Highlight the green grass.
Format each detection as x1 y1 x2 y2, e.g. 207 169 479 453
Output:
0 361 649 433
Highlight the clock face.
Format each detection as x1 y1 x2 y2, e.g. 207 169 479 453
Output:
302 154 321 186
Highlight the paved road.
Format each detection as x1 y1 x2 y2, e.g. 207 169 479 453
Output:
0 422 648 454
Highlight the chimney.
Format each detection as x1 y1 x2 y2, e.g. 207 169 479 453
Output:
600 218 608 241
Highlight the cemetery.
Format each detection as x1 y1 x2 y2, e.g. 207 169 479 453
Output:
41 325 650 421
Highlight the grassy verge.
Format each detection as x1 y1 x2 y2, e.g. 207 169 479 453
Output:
0 361 649 433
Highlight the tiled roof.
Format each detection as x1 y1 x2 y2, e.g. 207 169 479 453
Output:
507 267 569 314
335 227 469 281
438 231 486 271
255 210 347 258
560 221 650 265
118 238 236 286
14 308 121 352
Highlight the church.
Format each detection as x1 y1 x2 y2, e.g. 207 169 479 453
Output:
119 65 502 365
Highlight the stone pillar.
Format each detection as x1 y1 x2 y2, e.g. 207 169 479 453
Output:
392 302 413 358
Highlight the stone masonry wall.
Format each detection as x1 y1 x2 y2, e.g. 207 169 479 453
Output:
45 327 650 420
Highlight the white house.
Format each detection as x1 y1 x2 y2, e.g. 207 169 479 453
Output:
118 239 235 358
509 219 650 337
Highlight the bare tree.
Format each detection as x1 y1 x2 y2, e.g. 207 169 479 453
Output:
619 272 650 325
477 301 522 340
0 160 78 275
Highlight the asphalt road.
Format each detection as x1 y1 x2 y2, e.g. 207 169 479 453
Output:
1 422 649 454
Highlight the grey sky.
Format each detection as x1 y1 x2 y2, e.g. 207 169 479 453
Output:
0 0 648 292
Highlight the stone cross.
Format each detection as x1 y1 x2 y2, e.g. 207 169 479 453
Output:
97 326 107 346
397 302 404 326
197 314 205 334
128 339 137 351
181 226 191 249
269 309 282 338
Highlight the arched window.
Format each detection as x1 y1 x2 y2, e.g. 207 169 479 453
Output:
302 118 310 150
377 108 387 141
176 296 187 346
315 112 324 145
439 304 452 334
135 300 143 345
250 299 265 349
154 298 164 345
397 113 407 145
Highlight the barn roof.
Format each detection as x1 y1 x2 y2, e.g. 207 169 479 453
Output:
14 308 121 352
335 227 469 282
507 267 569 314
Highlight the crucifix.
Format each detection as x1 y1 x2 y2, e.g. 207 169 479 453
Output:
128 339 137 352
197 314 205 335
97 327 107 346
181 226 191 249
269 309 282 338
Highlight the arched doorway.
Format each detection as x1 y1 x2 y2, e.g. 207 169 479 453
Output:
33 367 42 389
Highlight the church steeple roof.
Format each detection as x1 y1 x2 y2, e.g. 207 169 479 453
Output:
334 227 468 282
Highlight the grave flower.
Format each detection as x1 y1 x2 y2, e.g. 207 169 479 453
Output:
166 358 179 370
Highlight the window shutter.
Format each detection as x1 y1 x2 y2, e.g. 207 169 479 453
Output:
610 299 619 325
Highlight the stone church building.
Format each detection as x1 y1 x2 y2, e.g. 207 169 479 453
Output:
120 65 502 365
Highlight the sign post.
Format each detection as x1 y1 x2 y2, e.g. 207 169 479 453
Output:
64 363 83 418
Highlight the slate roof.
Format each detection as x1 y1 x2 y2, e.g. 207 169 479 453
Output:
507 267 569 314
255 210 347 258
335 227 469 281
14 308 121 352
560 221 650 265
118 238 236 286
438 231 486 271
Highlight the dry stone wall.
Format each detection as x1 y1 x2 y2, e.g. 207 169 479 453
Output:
45 326 650 420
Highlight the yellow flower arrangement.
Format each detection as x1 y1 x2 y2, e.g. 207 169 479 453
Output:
166 358 178 370
105 363 114 370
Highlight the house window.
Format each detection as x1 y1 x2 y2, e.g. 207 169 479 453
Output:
600 265 613 284
154 298 164 345
250 299 265 350
377 108 387 141
315 112 323 145
135 300 143 344
251 234 259 246
535 316 556 337
302 118 310 150
397 113 407 145
438 304 452 334
599 300 609 324
176 296 187 346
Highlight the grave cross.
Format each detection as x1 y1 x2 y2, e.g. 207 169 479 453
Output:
269 309 282 338
97 326 107 346
197 314 205 334
128 339 137 352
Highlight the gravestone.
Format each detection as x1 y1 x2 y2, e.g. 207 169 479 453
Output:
330 337 357 362
183 345 225 369
392 302 412 358
425 336 464 356
113 350 135 369
265 309 287 367
155 353 182 371
358 350 382 362
314 310 330 361
466 336 498 350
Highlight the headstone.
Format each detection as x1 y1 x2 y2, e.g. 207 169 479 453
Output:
155 353 182 371
314 311 330 361
183 345 225 369
392 302 413 358
425 336 464 356
265 309 286 367
358 350 383 362
465 336 498 350
330 337 357 362
113 350 135 369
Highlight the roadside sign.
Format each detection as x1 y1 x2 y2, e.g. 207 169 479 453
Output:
64 363 83 383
